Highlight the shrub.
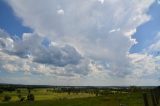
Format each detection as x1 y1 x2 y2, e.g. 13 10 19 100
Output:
17 89 21 94
27 94 34 101
18 94 22 98
18 94 25 102
3 95 11 102
0 89 3 94
20 97 25 102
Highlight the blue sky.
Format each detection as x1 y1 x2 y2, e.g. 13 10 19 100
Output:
130 1 160 53
0 0 32 37
0 0 160 86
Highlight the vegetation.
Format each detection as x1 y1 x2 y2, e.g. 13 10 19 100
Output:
0 84 159 106
3 95 12 102
27 94 35 101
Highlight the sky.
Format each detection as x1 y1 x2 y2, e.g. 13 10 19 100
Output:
0 0 160 86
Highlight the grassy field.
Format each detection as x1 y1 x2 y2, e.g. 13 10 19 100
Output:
0 88 159 106
0 96 143 106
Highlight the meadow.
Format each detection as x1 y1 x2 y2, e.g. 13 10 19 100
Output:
0 86 159 106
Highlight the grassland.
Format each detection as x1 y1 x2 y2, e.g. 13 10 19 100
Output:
0 87 159 106
0 89 94 101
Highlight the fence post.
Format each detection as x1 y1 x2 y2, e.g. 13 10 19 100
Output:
151 91 156 106
143 93 149 106
155 90 159 104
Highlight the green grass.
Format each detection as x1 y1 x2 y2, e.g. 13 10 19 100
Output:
0 96 144 106
0 88 95 105
0 89 159 106
0 90 94 102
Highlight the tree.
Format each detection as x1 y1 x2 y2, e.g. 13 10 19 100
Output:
3 95 11 102
27 94 35 101
27 88 35 101
17 94 25 102
17 89 21 94
0 89 3 94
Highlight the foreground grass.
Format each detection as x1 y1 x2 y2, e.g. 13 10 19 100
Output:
0 96 144 106
0 88 94 102
0 92 148 106
0 88 159 106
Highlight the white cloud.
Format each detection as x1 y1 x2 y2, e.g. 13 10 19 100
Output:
0 29 14 51
0 30 91 77
129 53 158 77
57 9 64 15
98 0 104 4
1 0 158 85
127 32 160 81
109 28 120 33
124 29 137 36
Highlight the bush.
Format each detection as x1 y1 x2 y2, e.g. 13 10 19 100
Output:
20 97 25 102
18 94 25 102
17 89 21 94
27 94 34 101
18 94 22 98
0 89 3 94
3 95 11 102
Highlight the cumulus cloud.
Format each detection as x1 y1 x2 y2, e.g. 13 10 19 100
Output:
126 33 160 81
129 53 159 77
0 29 90 77
1 0 159 85
11 33 82 67
0 29 14 51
